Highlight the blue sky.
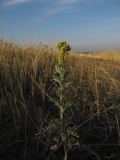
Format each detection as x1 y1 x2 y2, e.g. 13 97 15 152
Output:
0 0 120 51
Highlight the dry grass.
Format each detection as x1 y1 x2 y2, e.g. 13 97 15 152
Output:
0 39 120 160
79 51 120 62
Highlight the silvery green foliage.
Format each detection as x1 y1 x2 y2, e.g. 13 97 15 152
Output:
45 118 79 151
43 42 79 159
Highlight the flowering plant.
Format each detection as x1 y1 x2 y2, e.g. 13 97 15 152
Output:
41 42 79 160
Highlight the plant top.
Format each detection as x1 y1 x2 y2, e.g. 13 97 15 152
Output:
56 42 71 65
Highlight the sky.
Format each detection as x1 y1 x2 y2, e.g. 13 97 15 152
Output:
0 0 120 51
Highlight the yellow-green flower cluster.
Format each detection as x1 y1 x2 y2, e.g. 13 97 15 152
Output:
56 42 71 65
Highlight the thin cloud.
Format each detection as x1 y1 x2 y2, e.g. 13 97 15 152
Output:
57 0 79 5
37 6 69 22
37 5 79 22
3 0 33 6
45 6 73 16
37 0 80 22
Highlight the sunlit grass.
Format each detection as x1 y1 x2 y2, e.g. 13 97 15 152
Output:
79 50 120 62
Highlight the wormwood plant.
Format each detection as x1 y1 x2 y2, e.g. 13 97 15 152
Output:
44 42 79 160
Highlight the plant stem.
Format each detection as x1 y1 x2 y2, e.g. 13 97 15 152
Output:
60 109 64 119
60 108 64 139
64 148 68 160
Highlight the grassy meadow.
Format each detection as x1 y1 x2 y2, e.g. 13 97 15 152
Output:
0 39 120 160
